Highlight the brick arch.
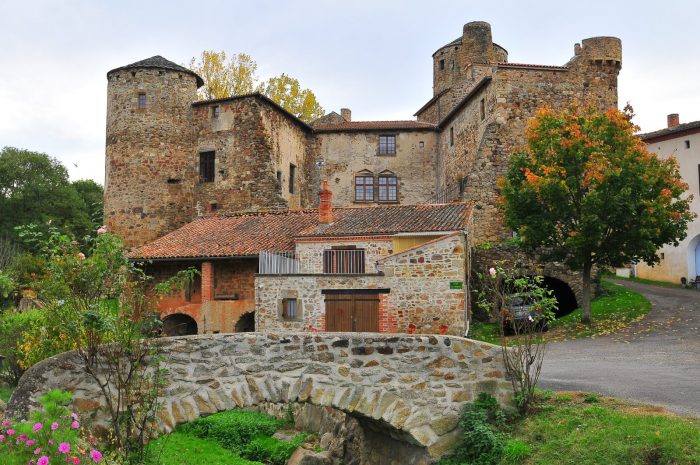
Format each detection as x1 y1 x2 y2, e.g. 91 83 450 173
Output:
159 304 203 333
8 333 511 459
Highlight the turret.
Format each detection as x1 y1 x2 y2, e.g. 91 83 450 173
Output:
568 37 622 109
104 56 203 248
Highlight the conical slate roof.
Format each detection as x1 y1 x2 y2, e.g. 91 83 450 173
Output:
107 55 204 87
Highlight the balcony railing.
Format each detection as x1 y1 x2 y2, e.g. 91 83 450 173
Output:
258 251 299 275
425 177 466 204
258 249 368 275
323 249 366 274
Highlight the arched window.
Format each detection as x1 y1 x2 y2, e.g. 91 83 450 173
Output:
355 171 374 202
378 172 398 202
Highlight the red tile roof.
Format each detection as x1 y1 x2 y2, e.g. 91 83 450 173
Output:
129 203 470 260
312 121 437 133
639 120 700 142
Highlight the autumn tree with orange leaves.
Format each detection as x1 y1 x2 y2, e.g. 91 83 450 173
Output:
501 104 693 324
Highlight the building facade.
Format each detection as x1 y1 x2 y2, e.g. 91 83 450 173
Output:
636 114 700 284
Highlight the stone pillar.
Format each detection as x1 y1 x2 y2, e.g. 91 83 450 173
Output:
202 261 214 303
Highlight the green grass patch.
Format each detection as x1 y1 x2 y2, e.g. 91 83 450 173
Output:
0 385 14 403
469 320 501 345
241 433 309 465
145 432 264 465
511 392 700 464
602 273 683 289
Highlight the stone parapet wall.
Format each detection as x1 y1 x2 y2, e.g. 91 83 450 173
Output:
8 333 512 459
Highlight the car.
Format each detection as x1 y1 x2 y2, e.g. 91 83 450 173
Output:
502 293 549 335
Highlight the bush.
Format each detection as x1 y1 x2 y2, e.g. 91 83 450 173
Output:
0 308 43 385
145 432 264 465
178 410 282 453
241 433 308 465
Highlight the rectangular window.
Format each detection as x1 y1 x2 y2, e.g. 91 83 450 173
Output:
378 135 396 155
289 164 296 194
199 151 215 183
450 127 454 146
323 248 365 274
282 298 297 319
355 175 374 202
419 141 424 150
212 105 220 118
138 93 146 109
276 170 282 184
439 59 445 70
480 98 485 120
378 175 397 202
686 140 691 149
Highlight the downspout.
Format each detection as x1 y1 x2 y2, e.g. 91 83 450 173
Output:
463 209 474 338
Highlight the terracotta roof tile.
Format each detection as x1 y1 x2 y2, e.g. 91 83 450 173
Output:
639 120 700 142
312 121 437 133
129 203 470 260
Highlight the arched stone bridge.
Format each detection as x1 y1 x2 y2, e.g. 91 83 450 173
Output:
9 333 511 459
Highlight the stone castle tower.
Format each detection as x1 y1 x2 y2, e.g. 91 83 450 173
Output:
104 56 203 247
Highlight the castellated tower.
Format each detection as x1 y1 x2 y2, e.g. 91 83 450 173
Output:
104 56 203 248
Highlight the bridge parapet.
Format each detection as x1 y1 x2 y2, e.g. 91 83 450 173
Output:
9 332 511 458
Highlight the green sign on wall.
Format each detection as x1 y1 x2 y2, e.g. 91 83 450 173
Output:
449 281 463 290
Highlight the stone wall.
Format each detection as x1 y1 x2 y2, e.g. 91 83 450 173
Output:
314 130 439 206
8 332 512 460
295 237 394 274
257 233 467 335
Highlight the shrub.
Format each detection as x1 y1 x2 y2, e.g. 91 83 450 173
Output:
583 393 600 403
240 433 308 465
0 308 43 385
501 439 532 464
178 410 282 453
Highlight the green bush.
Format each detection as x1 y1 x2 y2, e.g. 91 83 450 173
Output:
501 439 532 464
0 308 43 385
241 433 308 465
145 432 264 465
178 410 283 453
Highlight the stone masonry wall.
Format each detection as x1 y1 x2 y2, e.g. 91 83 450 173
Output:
8 332 512 459
257 233 467 336
314 131 439 206
295 237 394 274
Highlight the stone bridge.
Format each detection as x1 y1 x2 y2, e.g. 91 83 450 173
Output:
9 333 511 459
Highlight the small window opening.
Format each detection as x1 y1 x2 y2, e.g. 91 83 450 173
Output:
289 164 296 194
660 253 665 260
276 170 282 184
450 127 454 146
212 105 220 118
685 140 691 149
282 298 298 319
419 141 424 150
208 202 219 213
131 71 136 77
138 93 146 109
158 70 165 76
439 59 445 70
199 151 215 183
167 178 181 184
480 98 486 120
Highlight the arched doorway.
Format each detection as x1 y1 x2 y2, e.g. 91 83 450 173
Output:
162 314 198 336
235 311 255 332
541 276 578 318
686 234 700 281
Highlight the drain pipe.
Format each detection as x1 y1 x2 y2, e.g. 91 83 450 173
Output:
464 228 472 338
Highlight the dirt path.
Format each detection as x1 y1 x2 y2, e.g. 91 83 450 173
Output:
539 279 700 417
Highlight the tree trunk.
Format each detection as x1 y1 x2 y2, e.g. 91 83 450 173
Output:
581 261 593 325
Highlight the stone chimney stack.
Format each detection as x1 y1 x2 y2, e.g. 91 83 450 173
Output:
340 108 352 122
667 113 680 128
319 180 333 224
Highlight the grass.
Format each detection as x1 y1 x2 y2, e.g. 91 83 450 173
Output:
510 392 700 464
469 280 652 344
0 386 14 403
603 273 684 289
145 432 264 465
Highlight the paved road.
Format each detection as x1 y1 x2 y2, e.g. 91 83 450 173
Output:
540 279 700 417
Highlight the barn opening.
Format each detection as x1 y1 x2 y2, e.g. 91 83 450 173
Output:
162 314 198 336
235 311 256 332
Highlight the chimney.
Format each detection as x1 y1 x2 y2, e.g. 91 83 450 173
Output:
319 180 333 224
667 113 680 128
340 108 351 122
574 43 582 56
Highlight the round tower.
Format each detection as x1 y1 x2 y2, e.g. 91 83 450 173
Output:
105 56 203 248
574 37 622 110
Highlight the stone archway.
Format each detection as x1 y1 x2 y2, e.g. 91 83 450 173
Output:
162 313 198 336
541 276 578 318
686 234 700 280
8 333 512 460
235 311 255 332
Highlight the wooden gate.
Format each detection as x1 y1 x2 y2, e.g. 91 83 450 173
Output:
325 292 380 332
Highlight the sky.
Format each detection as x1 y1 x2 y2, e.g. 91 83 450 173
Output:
1 0 698 184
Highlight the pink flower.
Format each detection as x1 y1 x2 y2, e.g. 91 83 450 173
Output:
0 434 4 441
27 439 35 446
7 429 15 436
1 419 11 427
33 422 43 431
77 252 86 260
72 458 81 464
70 420 80 429
489 267 497 277
58 442 70 453
51 422 59 430
48 439 54 445
90 450 102 463
97 226 107 235
38 456 49 465
71 413 78 421
34 447 41 454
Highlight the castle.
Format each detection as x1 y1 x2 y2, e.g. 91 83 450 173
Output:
105 22 622 336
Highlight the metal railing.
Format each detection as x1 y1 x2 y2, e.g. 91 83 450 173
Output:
258 251 299 275
323 249 366 274
425 177 467 204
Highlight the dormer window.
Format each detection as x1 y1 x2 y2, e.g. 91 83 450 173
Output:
138 93 146 109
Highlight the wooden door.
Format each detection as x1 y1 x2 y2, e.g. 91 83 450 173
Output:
325 293 379 332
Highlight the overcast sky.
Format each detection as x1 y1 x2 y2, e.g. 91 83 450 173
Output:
1 0 698 184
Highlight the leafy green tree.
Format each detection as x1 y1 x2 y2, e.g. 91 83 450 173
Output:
0 147 97 240
501 105 693 324
189 51 325 122
72 179 104 230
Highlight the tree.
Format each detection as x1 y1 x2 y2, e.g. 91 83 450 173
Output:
0 147 98 241
72 179 104 231
189 50 257 100
500 105 693 324
189 51 325 123
257 73 325 122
